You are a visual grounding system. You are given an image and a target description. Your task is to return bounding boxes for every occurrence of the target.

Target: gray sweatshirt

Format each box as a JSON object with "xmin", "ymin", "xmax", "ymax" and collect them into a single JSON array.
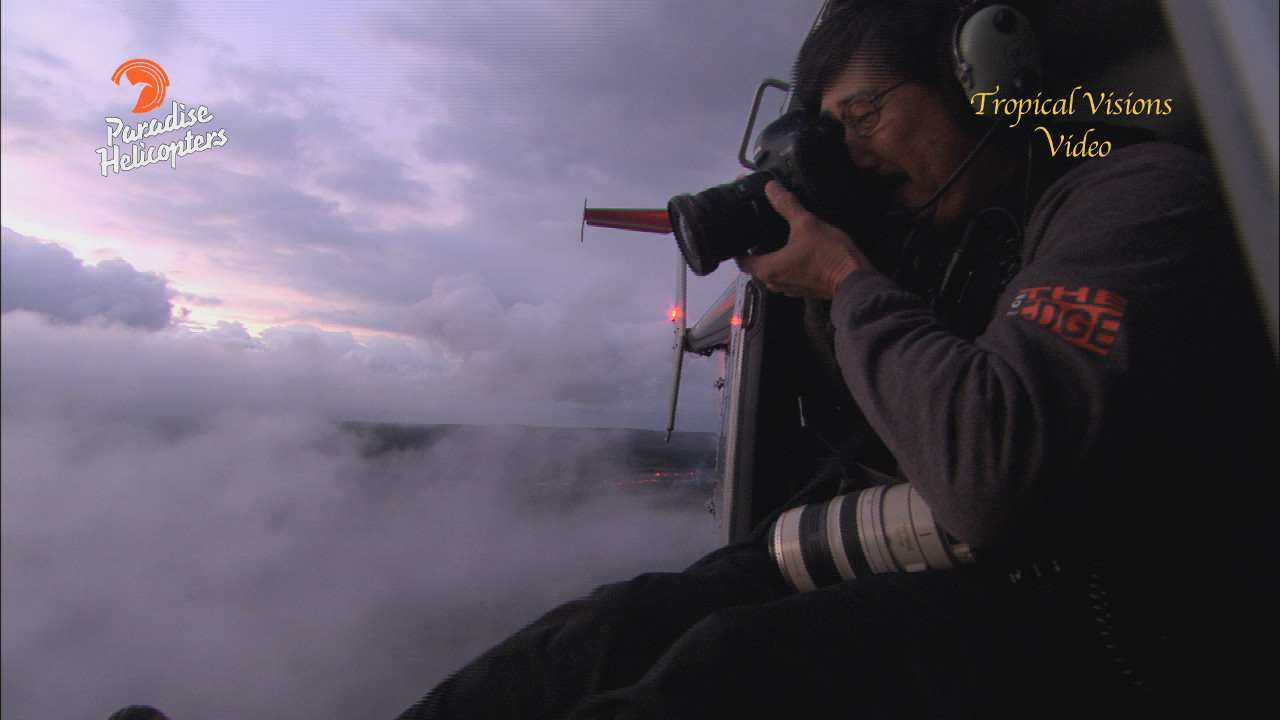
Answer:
[{"xmin": 829, "ymin": 142, "xmax": 1278, "ymax": 594}]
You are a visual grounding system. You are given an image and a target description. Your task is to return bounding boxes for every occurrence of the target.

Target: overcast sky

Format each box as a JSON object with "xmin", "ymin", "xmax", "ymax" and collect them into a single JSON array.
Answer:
[
  {"xmin": 2, "ymin": 1, "xmax": 822, "ymax": 717},
  {"xmin": 2, "ymin": 0, "xmax": 821, "ymax": 432},
  {"xmin": 7, "ymin": 1, "xmax": 1279, "ymax": 718}
]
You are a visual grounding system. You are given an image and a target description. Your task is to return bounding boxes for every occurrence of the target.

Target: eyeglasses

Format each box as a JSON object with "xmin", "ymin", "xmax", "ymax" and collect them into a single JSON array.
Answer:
[{"xmin": 839, "ymin": 80, "xmax": 910, "ymax": 137}]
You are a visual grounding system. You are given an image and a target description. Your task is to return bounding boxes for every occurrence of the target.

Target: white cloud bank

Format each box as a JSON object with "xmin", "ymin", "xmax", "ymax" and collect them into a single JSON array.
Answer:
[
  {"xmin": 1, "ymin": 231, "xmax": 723, "ymax": 430},
  {"xmin": 1, "ymin": 234, "xmax": 722, "ymax": 720},
  {"xmin": 1, "ymin": 311, "xmax": 719, "ymax": 720}
]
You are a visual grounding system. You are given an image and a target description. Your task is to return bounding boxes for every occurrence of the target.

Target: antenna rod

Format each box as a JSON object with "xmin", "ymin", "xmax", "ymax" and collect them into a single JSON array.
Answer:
[{"xmin": 665, "ymin": 249, "xmax": 688, "ymax": 441}]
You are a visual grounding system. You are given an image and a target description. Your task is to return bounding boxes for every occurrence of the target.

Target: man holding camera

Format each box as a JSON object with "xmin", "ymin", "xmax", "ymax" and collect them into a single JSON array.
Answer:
[{"xmin": 396, "ymin": 2, "xmax": 1277, "ymax": 718}]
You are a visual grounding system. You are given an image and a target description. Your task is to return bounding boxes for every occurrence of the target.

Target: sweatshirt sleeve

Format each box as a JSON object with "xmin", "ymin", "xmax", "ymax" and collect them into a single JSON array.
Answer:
[{"xmin": 828, "ymin": 143, "xmax": 1235, "ymax": 548}]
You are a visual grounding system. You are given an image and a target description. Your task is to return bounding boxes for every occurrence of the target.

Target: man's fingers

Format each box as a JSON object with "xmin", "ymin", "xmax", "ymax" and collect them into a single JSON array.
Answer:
[{"xmin": 764, "ymin": 179, "xmax": 807, "ymax": 222}]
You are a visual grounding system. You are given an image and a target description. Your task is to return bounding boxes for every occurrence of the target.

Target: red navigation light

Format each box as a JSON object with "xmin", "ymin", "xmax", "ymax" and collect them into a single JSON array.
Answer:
[
  {"xmin": 730, "ymin": 315, "xmax": 743, "ymax": 327},
  {"xmin": 669, "ymin": 305, "xmax": 683, "ymax": 323}
]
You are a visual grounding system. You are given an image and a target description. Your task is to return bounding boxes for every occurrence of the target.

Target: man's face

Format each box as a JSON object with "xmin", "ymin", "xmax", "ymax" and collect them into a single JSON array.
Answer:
[{"xmin": 820, "ymin": 59, "xmax": 979, "ymax": 225}]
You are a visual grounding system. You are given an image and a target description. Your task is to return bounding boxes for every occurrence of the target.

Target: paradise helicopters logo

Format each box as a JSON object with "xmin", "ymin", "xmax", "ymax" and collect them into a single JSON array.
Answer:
[{"xmin": 97, "ymin": 58, "xmax": 228, "ymax": 176}]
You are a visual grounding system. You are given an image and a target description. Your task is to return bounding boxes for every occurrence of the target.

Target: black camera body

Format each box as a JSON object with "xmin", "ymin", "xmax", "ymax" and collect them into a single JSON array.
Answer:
[{"xmin": 668, "ymin": 110, "xmax": 892, "ymax": 276}]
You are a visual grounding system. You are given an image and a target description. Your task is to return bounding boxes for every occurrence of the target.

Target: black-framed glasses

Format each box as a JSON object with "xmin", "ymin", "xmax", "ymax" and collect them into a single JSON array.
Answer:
[{"xmin": 840, "ymin": 80, "xmax": 910, "ymax": 137}]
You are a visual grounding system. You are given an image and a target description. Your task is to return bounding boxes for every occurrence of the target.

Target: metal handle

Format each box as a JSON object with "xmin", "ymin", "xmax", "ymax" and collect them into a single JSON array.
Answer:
[{"xmin": 738, "ymin": 77, "xmax": 792, "ymax": 170}]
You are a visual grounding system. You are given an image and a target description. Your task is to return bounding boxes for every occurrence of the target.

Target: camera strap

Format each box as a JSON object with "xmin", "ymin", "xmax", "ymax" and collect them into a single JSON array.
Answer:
[{"xmin": 900, "ymin": 133, "xmax": 1037, "ymax": 336}]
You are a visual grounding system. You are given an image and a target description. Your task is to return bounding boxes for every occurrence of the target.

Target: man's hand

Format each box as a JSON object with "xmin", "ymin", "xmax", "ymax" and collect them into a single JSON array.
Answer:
[{"xmin": 735, "ymin": 180, "xmax": 873, "ymax": 299}]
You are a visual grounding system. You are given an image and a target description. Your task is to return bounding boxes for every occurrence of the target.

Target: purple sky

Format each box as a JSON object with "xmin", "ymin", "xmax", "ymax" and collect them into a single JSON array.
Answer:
[
  {"xmin": 2, "ymin": 0, "xmax": 820, "ymax": 430},
  {"xmin": 2, "ymin": 2, "xmax": 820, "ymax": 717},
  {"xmin": 5, "ymin": 2, "xmax": 1276, "ymax": 718}
]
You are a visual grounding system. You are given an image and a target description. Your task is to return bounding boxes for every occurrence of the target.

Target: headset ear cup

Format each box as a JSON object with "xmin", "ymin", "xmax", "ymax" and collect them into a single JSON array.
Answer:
[{"xmin": 953, "ymin": 4, "xmax": 1042, "ymax": 102}]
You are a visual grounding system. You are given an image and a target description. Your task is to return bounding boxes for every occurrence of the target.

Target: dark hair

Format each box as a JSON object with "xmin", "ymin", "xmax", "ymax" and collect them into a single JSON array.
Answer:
[
  {"xmin": 791, "ymin": 0, "xmax": 965, "ymax": 112},
  {"xmin": 107, "ymin": 706, "xmax": 167, "ymax": 720}
]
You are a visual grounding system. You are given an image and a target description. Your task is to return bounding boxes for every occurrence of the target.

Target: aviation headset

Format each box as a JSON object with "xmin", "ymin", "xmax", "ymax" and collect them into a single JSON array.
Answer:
[
  {"xmin": 950, "ymin": 1, "xmax": 1042, "ymax": 101},
  {"xmin": 880, "ymin": 0, "xmax": 1043, "ymax": 217}
]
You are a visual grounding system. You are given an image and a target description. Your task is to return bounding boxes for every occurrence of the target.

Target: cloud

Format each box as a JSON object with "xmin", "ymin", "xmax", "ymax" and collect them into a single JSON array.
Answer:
[
  {"xmin": 0, "ymin": 6, "xmax": 801, "ymax": 715},
  {"xmin": 2, "ymin": 297, "xmax": 720, "ymax": 435},
  {"xmin": 0, "ymin": 231, "xmax": 723, "ymax": 431},
  {"xmin": 312, "ymin": 149, "xmax": 436, "ymax": 211},
  {"xmin": 1, "ymin": 311, "xmax": 718, "ymax": 720},
  {"xmin": 1, "ymin": 227, "xmax": 173, "ymax": 330},
  {"xmin": 387, "ymin": 0, "xmax": 819, "ymax": 197},
  {"xmin": 1, "ymin": 0, "xmax": 797, "ymax": 347},
  {"xmin": 400, "ymin": 272, "xmax": 683, "ymax": 407},
  {"xmin": 1, "ymin": 396, "xmax": 716, "ymax": 720},
  {"xmin": 118, "ymin": 0, "xmax": 192, "ymax": 56}
]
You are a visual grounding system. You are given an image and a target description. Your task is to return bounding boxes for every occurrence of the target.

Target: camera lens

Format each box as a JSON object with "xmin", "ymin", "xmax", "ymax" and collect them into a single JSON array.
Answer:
[
  {"xmin": 667, "ymin": 110, "xmax": 893, "ymax": 277},
  {"xmin": 769, "ymin": 484, "xmax": 975, "ymax": 592},
  {"xmin": 668, "ymin": 170, "xmax": 789, "ymax": 276}
]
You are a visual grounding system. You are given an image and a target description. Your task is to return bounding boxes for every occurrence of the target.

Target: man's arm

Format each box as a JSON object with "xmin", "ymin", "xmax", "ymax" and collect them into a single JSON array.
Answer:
[{"xmin": 742, "ymin": 144, "xmax": 1244, "ymax": 549}]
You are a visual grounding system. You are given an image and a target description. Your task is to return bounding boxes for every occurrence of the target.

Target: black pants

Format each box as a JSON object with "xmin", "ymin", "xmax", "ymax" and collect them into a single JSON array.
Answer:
[{"xmin": 392, "ymin": 542, "xmax": 1097, "ymax": 720}]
